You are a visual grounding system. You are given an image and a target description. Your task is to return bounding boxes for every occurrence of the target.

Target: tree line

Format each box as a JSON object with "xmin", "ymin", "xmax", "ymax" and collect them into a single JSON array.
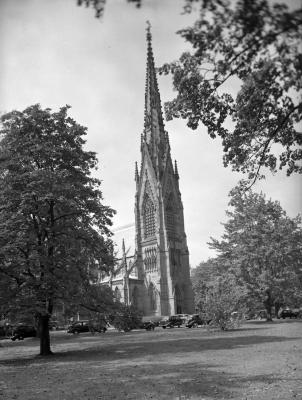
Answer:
[{"xmin": 192, "ymin": 185, "xmax": 302, "ymax": 326}]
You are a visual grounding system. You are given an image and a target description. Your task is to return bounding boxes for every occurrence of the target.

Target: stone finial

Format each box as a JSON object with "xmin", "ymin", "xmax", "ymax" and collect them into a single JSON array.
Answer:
[
  {"xmin": 135, "ymin": 161, "xmax": 139, "ymax": 183},
  {"xmin": 174, "ymin": 160, "xmax": 179, "ymax": 179}
]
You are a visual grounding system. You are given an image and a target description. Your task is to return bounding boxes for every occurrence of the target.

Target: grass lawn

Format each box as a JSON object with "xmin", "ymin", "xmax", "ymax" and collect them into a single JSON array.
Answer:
[{"xmin": 0, "ymin": 320, "xmax": 301, "ymax": 400}]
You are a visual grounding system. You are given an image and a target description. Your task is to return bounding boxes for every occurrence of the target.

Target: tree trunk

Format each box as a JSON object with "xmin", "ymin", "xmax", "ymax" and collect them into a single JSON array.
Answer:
[
  {"xmin": 274, "ymin": 301, "xmax": 281, "ymax": 319},
  {"xmin": 38, "ymin": 314, "xmax": 52, "ymax": 356},
  {"xmin": 263, "ymin": 288, "xmax": 273, "ymax": 322}
]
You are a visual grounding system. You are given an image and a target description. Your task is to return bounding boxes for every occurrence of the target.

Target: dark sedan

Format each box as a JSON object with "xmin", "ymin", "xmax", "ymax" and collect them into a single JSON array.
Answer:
[
  {"xmin": 11, "ymin": 324, "xmax": 37, "ymax": 341},
  {"xmin": 186, "ymin": 314, "xmax": 204, "ymax": 328},
  {"xmin": 279, "ymin": 309, "xmax": 299, "ymax": 319},
  {"xmin": 67, "ymin": 320, "xmax": 90, "ymax": 334},
  {"xmin": 159, "ymin": 316, "xmax": 183, "ymax": 329}
]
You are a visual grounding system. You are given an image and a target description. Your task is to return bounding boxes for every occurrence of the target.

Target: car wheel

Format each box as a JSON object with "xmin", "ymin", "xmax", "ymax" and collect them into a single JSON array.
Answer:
[
  {"xmin": 11, "ymin": 337, "xmax": 16, "ymax": 341},
  {"xmin": 162, "ymin": 326, "xmax": 166, "ymax": 329}
]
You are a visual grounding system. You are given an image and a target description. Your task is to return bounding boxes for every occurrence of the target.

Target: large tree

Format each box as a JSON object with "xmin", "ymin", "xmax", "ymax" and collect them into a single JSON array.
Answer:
[
  {"xmin": 209, "ymin": 185, "xmax": 302, "ymax": 320},
  {"xmin": 192, "ymin": 259, "xmax": 247, "ymax": 329},
  {"xmin": 0, "ymin": 104, "xmax": 115, "ymax": 355},
  {"xmin": 159, "ymin": 0, "xmax": 302, "ymax": 185}
]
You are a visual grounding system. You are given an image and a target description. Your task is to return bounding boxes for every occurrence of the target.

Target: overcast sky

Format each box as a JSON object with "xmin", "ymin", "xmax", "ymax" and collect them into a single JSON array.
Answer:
[{"xmin": 1, "ymin": 0, "xmax": 301, "ymax": 268}]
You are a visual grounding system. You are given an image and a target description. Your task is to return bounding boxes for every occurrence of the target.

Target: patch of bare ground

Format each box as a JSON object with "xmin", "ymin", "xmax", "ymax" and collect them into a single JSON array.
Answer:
[{"xmin": 0, "ymin": 320, "xmax": 301, "ymax": 400}]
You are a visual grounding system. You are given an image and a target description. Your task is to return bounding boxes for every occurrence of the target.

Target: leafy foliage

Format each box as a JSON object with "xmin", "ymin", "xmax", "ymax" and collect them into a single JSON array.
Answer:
[
  {"xmin": 77, "ymin": 0, "xmax": 141, "ymax": 18},
  {"xmin": 159, "ymin": 0, "xmax": 302, "ymax": 184},
  {"xmin": 0, "ymin": 104, "xmax": 115, "ymax": 353},
  {"xmin": 192, "ymin": 260, "xmax": 247, "ymax": 330},
  {"xmin": 109, "ymin": 304, "xmax": 142, "ymax": 332},
  {"xmin": 208, "ymin": 185, "xmax": 302, "ymax": 319}
]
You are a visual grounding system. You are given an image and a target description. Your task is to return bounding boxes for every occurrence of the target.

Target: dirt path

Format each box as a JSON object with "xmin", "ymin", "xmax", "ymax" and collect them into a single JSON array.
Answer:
[{"xmin": 0, "ymin": 320, "xmax": 301, "ymax": 399}]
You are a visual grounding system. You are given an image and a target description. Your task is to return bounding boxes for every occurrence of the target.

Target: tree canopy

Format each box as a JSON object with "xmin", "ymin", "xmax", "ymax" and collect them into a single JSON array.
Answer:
[
  {"xmin": 77, "ymin": 0, "xmax": 301, "ymax": 185},
  {"xmin": 77, "ymin": 0, "xmax": 142, "ymax": 18},
  {"xmin": 208, "ymin": 185, "xmax": 302, "ymax": 319},
  {"xmin": 192, "ymin": 258, "xmax": 248, "ymax": 329},
  {"xmin": 0, "ymin": 104, "xmax": 116, "ymax": 354},
  {"xmin": 159, "ymin": 0, "xmax": 302, "ymax": 185}
]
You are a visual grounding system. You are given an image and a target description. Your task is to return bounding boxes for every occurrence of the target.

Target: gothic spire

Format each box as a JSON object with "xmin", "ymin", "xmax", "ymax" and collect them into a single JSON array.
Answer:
[
  {"xmin": 143, "ymin": 22, "xmax": 166, "ymax": 174},
  {"xmin": 122, "ymin": 238, "xmax": 127, "ymax": 271}
]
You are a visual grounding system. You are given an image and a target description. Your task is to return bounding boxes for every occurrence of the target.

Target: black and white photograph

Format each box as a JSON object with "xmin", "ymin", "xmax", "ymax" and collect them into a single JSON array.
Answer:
[{"xmin": 0, "ymin": 0, "xmax": 301, "ymax": 399}]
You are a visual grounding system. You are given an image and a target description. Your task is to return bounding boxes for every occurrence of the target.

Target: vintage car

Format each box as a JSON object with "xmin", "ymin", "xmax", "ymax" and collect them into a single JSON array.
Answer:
[
  {"xmin": 279, "ymin": 309, "xmax": 300, "ymax": 319},
  {"xmin": 186, "ymin": 314, "xmax": 204, "ymax": 328},
  {"xmin": 67, "ymin": 320, "xmax": 107, "ymax": 334},
  {"xmin": 11, "ymin": 324, "xmax": 37, "ymax": 341},
  {"xmin": 159, "ymin": 315, "xmax": 183, "ymax": 329},
  {"xmin": 67, "ymin": 320, "xmax": 90, "ymax": 334},
  {"xmin": 140, "ymin": 321, "xmax": 156, "ymax": 331}
]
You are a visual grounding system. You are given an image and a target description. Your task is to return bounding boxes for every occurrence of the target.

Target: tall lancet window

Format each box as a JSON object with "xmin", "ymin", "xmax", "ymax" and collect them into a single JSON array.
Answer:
[
  {"xmin": 143, "ymin": 193, "xmax": 155, "ymax": 238},
  {"xmin": 166, "ymin": 193, "xmax": 175, "ymax": 236}
]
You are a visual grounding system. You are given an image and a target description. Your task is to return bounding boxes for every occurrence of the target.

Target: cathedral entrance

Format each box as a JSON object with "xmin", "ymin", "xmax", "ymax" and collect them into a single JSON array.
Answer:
[
  {"xmin": 174, "ymin": 285, "xmax": 183, "ymax": 314},
  {"xmin": 131, "ymin": 286, "xmax": 139, "ymax": 309},
  {"xmin": 148, "ymin": 282, "xmax": 157, "ymax": 313}
]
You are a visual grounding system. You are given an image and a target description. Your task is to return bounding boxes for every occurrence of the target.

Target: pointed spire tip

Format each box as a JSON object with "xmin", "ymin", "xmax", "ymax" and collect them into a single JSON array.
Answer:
[
  {"xmin": 135, "ymin": 161, "xmax": 139, "ymax": 182},
  {"xmin": 146, "ymin": 20, "xmax": 152, "ymax": 43},
  {"xmin": 174, "ymin": 160, "xmax": 179, "ymax": 179}
]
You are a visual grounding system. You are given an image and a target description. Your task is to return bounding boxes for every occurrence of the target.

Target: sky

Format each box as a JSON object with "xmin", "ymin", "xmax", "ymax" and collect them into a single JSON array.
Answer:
[{"xmin": 0, "ymin": 0, "xmax": 301, "ymax": 268}]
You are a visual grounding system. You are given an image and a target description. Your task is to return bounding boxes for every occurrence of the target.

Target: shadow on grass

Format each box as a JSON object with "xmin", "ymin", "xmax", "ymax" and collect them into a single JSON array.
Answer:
[
  {"xmin": 91, "ymin": 362, "xmax": 285, "ymax": 400},
  {"xmin": 1, "ymin": 332, "xmax": 299, "ymax": 367},
  {"xmin": 1, "ymin": 324, "xmax": 301, "ymax": 400}
]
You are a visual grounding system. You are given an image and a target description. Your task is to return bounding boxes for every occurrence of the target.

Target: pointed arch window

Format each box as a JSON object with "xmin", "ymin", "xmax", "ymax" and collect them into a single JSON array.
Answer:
[{"xmin": 143, "ymin": 194, "xmax": 155, "ymax": 238}]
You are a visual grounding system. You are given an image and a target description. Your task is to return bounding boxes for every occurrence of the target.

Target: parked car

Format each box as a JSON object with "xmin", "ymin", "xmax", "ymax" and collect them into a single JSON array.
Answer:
[
  {"xmin": 67, "ymin": 320, "xmax": 107, "ymax": 334},
  {"xmin": 67, "ymin": 320, "xmax": 90, "ymax": 334},
  {"xmin": 159, "ymin": 315, "xmax": 183, "ymax": 329},
  {"xmin": 140, "ymin": 321, "xmax": 156, "ymax": 331},
  {"xmin": 175, "ymin": 314, "xmax": 191, "ymax": 324},
  {"xmin": 279, "ymin": 309, "xmax": 299, "ymax": 319},
  {"xmin": 186, "ymin": 314, "xmax": 204, "ymax": 328},
  {"xmin": 11, "ymin": 324, "xmax": 37, "ymax": 341}
]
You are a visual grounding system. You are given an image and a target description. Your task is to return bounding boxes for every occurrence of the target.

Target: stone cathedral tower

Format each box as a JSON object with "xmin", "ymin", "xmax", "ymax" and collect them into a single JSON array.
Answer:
[{"xmin": 133, "ymin": 27, "xmax": 194, "ymax": 316}]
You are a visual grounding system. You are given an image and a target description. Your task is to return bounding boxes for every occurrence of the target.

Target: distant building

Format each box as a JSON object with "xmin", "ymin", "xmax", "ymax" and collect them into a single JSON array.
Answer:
[{"xmin": 107, "ymin": 27, "xmax": 194, "ymax": 317}]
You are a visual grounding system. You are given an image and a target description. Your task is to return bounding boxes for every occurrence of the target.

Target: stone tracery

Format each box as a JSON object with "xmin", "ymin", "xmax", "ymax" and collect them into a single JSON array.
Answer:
[{"xmin": 143, "ymin": 192, "xmax": 155, "ymax": 238}]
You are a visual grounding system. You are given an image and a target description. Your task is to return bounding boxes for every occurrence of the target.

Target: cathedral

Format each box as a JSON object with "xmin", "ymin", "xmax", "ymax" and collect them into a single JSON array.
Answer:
[{"xmin": 106, "ymin": 27, "xmax": 194, "ymax": 317}]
